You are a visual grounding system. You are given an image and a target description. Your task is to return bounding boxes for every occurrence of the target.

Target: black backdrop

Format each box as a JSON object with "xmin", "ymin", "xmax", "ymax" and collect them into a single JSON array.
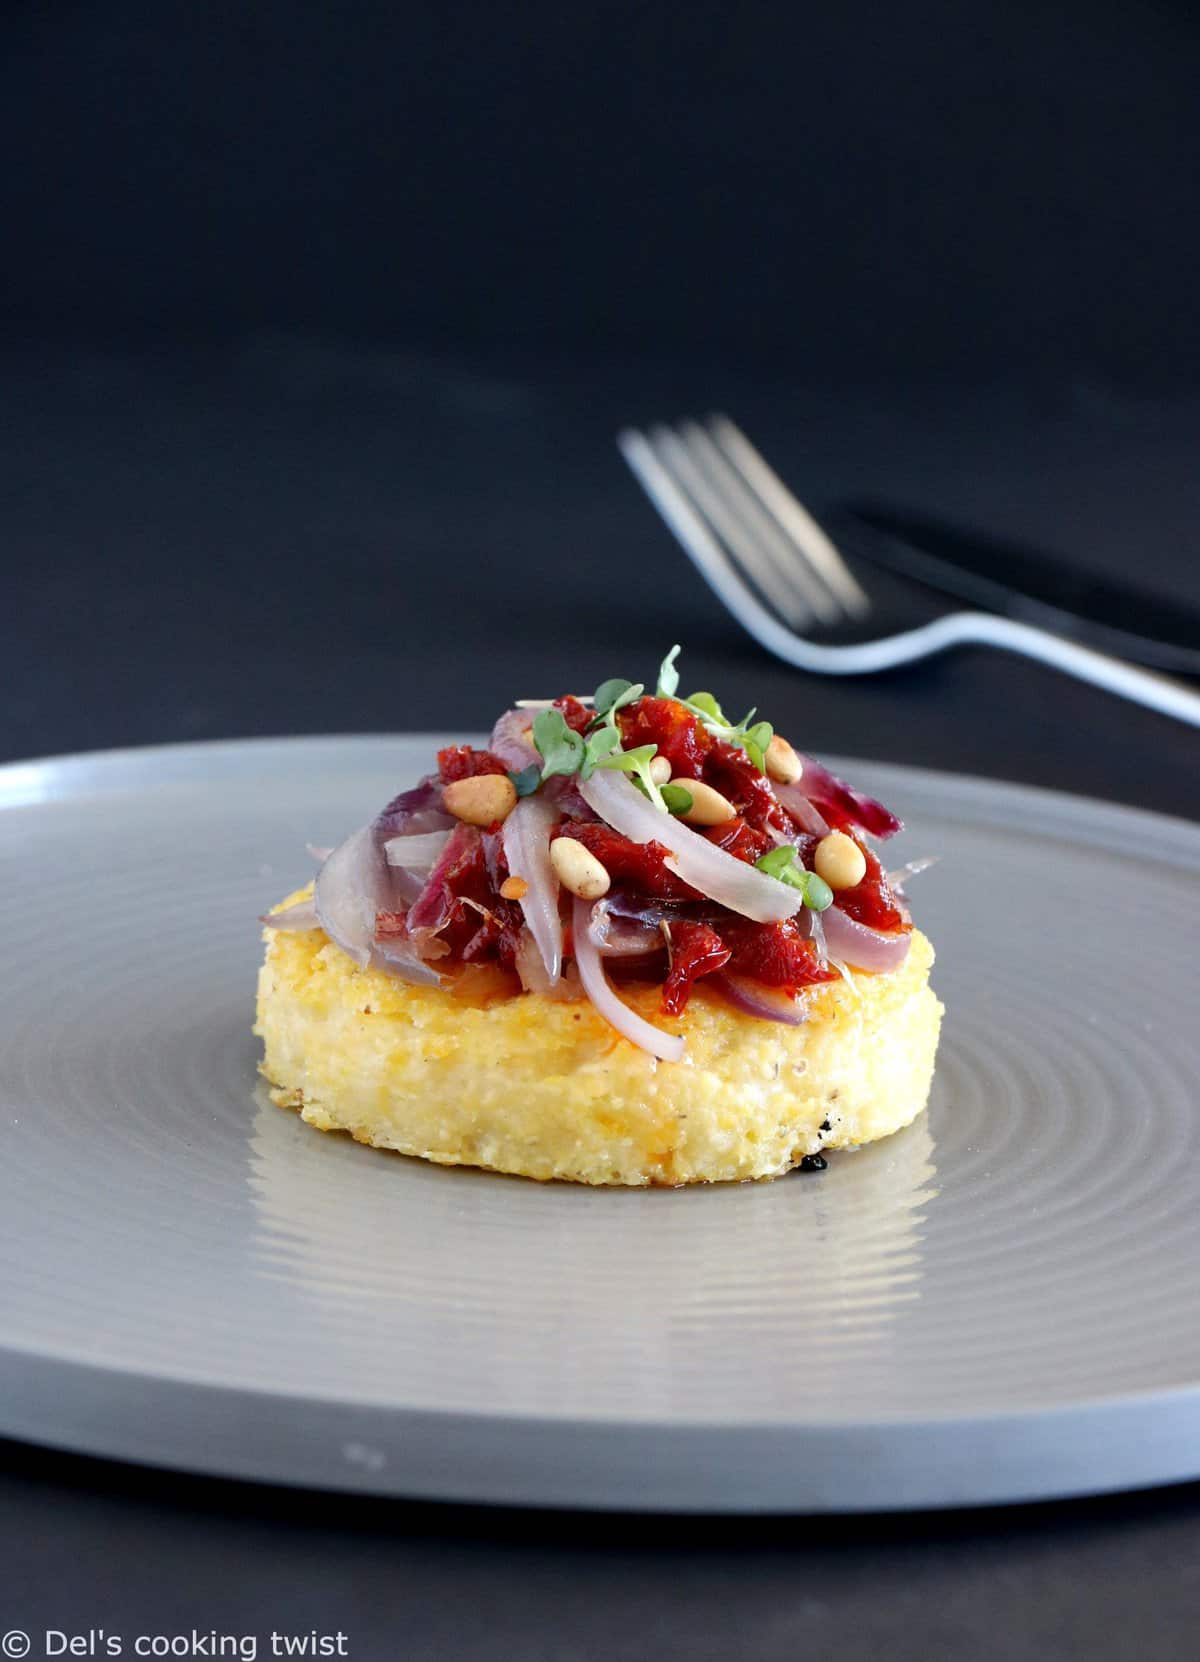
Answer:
[{"xmin": 4, "ymin": 0, "xmax": 1198, "ymax": 383}]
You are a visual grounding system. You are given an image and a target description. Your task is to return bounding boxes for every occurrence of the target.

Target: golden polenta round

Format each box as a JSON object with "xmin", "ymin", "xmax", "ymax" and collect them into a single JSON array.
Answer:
[{"xmin": 254, "ymin": 888, "xmax": 943, "ymax": 1186}]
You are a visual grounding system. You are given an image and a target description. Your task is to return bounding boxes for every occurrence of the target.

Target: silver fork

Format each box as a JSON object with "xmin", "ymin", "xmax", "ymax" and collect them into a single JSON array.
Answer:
[{"xmin": 618, "ymin": 415, "xmax": 1200, "ymax": 729}]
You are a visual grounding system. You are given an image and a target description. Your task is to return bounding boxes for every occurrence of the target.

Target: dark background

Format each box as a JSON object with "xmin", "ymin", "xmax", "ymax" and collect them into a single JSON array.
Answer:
[
  {"xmin": 4, "ymin": 4, "xmax": 1200, "ymax": 1659},
  {"xmin": 4, "ymin": 0, "xmax": 1199, "ymax": 381}
]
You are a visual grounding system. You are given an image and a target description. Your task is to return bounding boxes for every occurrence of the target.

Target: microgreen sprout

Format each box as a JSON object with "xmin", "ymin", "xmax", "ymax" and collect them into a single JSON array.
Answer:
[
  {"xmin": 508, "ymin": 763, "xmax": 541, "ymax": 797},
  {"xmin": 531, "ymin": 708, "xmax": 585, "ymax": 779},
  {"xmin": 754, "ymin": 845, "xmax": 834, "ymax": 910},
  {"xmin": 590, "ymin": 678, "xmax": 644, "ymax": 726},
  {"xmin": 660, "ymin": 783, "xmax": 695, "ymax": 816},
  {"xmin": 530, "ymin": 705, "xmax": 673, "ymax": 810},
  {"xmin": 593, "ymin": 742, "xmax": 671, "ymax": 811},
  {"xmin": 656, "ymin": 645, "xmax": 775, "ymax": 774}
]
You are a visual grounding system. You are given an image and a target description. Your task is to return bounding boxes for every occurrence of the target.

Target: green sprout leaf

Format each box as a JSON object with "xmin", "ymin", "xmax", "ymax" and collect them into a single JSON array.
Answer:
[
  {"xmin": 741, "ymin": 719, "xmax": 774, "ymax": 774},
  {"xmin": 660, "ymin": 783, "xmax": 694, "ymax": 816},
  {"xmin": 596, "ymin": 742, "xmax": 669, "ymax": 811},
  {"xmin": 591, "ymin": 678, "xmax": 643, "ymax": 725},
  {"xmin": 532, "ymin": 708, "xmax": 585, "ymax": 779},
  {"xmin": 508, "ymin": 763, "xmax": 541, "ymax": 797},
  {"xmin": 685, "ymin": 690, "xmax": 724, "ymax": 722},
  {"xmin": 804, "ymin": 872, "xmax": 834, "ymax": 912},
  {"xmin": 755, "ymin": 845, "xmax": 799, "ymax": 882},
  {"xmin": 754, "ymin": 846, "xmax": 833, "ymax": 910},
  {"xmin": 579, "ymin": 722, "xmax": 623, "ymax": 780},
  {"xmin": 657, "ymin": 644, "xmax": 682, "ymax": 698},
  {"xmin": 655, "ymin": 649, "xmax": 773, "ymax": 776}
]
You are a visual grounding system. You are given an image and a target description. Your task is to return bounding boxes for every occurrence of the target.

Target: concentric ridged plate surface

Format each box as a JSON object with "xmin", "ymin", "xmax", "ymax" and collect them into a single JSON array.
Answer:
[{"xmin": 1, "ymin": 736, "xmax": 1198, "ymax": 1511}]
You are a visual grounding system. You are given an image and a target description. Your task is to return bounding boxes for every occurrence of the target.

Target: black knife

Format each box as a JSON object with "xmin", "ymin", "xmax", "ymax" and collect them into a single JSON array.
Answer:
[{"xmin": 833, "ymin": 503, "xmax": 1200, "ymax": 675}]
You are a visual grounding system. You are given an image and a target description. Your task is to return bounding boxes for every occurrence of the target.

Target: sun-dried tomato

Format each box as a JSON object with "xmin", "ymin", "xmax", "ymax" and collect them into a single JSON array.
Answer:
[
  {"xmin": 618, "ymin": 696, "xmax": 710, "ymax": 778},
  {"xmin": 553, "ymin": 695, "xmax": 593, "ymax": 735},
  {"xmin": 722, "ymin": 917, "xmax": 839, "ymax": 989},
  {"xmin": 829, "ymin": 836, "xmax": 908, "ymax": 933},
  {"xmin": 701, "ymin": 814, "xmax": 773, "ymax": 864},
  {"xmin": 437, "ymin": 745, "xmax": 510, "ymax": 783},
  {"xmin": 703, "ymin": 737, "xmax": 788, "ymax": 833},
  {"xmin": 565, "ymin": 821, "xmax": 698, "ymax": 899},
  {"xmin": 661, "ymin": 920, "xmax": 731, "ymax": 1015}
]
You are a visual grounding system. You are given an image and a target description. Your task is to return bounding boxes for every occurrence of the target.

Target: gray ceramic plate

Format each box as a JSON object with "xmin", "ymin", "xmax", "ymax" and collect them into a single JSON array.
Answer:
[{"xmin": 1, "ymin": 735, "xmax": 1198, "ymax": 1512}]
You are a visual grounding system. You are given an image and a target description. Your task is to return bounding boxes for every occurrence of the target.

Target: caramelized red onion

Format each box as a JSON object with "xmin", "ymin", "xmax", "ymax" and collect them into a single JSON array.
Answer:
[
  {"xmin": 314, "ymin": 823, "xmax": 444, "ymax": 986},
  {"xmin": 501, "ymin": 794, "xmax": 563, "ymax": 983},
  {"xmin": 821, "ymin": 905, "xmax": 911, "ymax": 973},
  {"xmin": 384, "ymin": 830, "xmax": 451, "ymax": 871},
  {"xmin": 771, "ymin": 781, "xmax": 830, "ymax": 837},
  {"xmin": 794, "ymin": 754, "xmax": 903, "ymax": 839},
  {"xmin": 572, "ymin": 898, "xmax": 684, "ymax": 1062},
  {"xmin": 259, "ymin": 897, "xmax": 320, "ymax": 931},
  {"xmin": 587, "ymin": 900, "xmax": 664, "ymax": 957},
  {"xmin": 375, "ymin": 777, "xmax": 454, "ymax": 838},
  {"xmin": 579, "ymin": 771, "xmax": 801, "ymax": 925},
  {"xmin": 405, "ymin": 823, "xmax": 478, "ymax": 955},
  {"xmin": 711, "ymin": 972, "xmax": 809, "ymax": 1025},
  {"xmin": 489, "ymin": 709, "xmax": 540, "ymax": 773}
]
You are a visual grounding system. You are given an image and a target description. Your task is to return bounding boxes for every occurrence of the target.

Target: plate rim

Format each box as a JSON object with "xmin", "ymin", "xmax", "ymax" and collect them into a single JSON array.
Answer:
[{"xmin": 3, "ymin": 732, "xmax": 1199, "ymax": 1511}]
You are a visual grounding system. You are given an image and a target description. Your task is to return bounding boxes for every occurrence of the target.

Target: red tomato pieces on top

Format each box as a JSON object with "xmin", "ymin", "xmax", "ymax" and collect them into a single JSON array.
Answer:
[
  {"xmin": 437, "ymin": 745, "xmax": 510, "ymax": 782},
  {"xmin": 721, "ymin": 917, "xmax": 840, "ymax": 990},
  {"xmin": 661, "ymin": 920, "xmax": 731, "ymax": 1015},
  {"xmin": 830, "ymin": 835, "xmax": 909, "ymax": 933},
  {"xmin": 565, "ymin": 821, "xmax": 698, "ymax": 899}
]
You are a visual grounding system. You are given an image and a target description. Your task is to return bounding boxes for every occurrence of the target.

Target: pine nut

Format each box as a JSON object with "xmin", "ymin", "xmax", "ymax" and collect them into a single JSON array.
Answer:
[
  {"xmin": 549, "ymin": 836, "xmax": 611, "ymax": 899},
  {"xmin": 679, "ymin": 780, "xmax": 737, "ymax": 826},
  {"xmin": 813, "ymin": 830, "xmax": 867, "ymax": 890},
  {"xmin": 765, "ymin": 734, "xmax": 803, "ymax": 785},
  {"xmin": 500, "ymin": 875, "xmax": 528, "ymax": 900},
  {"xmin": 648, "ymin": 755, "xmax": 672, "ymax": 786},
  {"xmin": 442, "ymin": 773, "xmax": 518, "ymax": 826}
]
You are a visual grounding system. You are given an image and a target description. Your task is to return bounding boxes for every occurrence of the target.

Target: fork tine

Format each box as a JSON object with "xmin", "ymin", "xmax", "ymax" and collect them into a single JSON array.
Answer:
[
  {"xmin": 676, "ymin": 420, "xmax": 842, "ymax": 625},
  {"xmin": 650, "ymin": 425, "xmax": 816, "ymax": 630},
  {"xmin": 616, "ymin": 427, "xmax": 777, "ymax": 630},
  {"xmin": 707, "ymin": 415, "xmax": 872, "ymax": 617}
]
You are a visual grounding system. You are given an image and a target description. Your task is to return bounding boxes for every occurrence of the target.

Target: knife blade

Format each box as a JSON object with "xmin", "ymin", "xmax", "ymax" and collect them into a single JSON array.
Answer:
[{"xmin": 834, "ymin": 503, "xmax": 1200, "ymax": 675}]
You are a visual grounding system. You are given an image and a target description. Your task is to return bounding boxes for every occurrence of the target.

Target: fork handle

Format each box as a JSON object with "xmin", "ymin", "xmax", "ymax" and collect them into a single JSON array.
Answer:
[
  {"xmin": 730, "ymin": 589, "xmax": 1200, "ymax": 728},
  {"xmin": 906, "ymin": 612, "xmax": 1200, "ymax": 728}
]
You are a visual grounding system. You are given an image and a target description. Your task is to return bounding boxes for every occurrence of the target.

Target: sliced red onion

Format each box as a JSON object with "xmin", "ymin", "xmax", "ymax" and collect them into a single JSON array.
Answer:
[
  {"xmin": 305, "ymin": 843, "xmax": 333, "ymax": 864},
  {"xmin": 794, "ymin": 754, "xmax": 903, "ymax": 839},
  {"xmin": 587, "ymin": 900, "xmax": 664, "ymax": 957},
  {"xmin": 579, "ymin": 771, "xmax": 801, "ymax": 925},
  {"xmin": 406, "ymin": 822, "xmax": 479, "ymax": 951},
  {"xmin": 314, "ymin": 822, "xmax": 444, "ymax": 985},
  {"xmin": 820, "ymin": 905, "xmax": 911, "ymax": 973},
  {"xmin": 375, "ymin": 777, "xmax": 455, "ymax": 838},
  {"xmin": 259, "ymin": 897, "xmax": 320, "ymax": 931},
  {"xmin": 502, "ymin": 794, "xmax": 563, "ymax": 983},
  {"xmin": 514, "ymin": 927, "xmax": 582, "ymax": 999},
  {"xmin": 384, "ymin": 830, "xmax": 451, "ymax": 870},
  {"xmin": 710, "ymin": 972, "xmax": 809, "ymax": 1026},
  {"xmin": 543, "ymin": 774, "xmax": 591, "ymax": 820},
  {"xmin": 771, "ymin": 780, "xmax": 830, "ymax": 837},
  {"xmin": 572, "ymin": 897, "xmax": 684, "ymax": 1063},
  {"xmin": 489, "ymin": 708, "xmax": 540, "ymax": 773}
]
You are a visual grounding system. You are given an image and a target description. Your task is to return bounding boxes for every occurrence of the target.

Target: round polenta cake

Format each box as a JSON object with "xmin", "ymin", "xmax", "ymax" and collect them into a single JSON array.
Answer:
[
  {"xmin": 255, "ymin": 650, "xmax": 943, "ymax": 1186},
  {"xmin": 256, "ymin": 888, "xmax": 942, "ymax": 1187}
]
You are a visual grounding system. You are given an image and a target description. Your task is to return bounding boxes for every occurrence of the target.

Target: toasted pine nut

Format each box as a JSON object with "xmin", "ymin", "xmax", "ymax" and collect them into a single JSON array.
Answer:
[
  {"xmin": 442, "ymin": 773, "xmax": 518, "ymax": 826},
  {"xmin": 549, "ymin": 836, "xmax": 611, "ymax": 899},
  {"xmin": 679, "ymin": 780, "xmax": 737, "ymax": 826},
  {"xmin": 647, "ymin": 755, "xmax": 672, "ymax": 786},
  {"xmin": 813, "ymin": 830, "xmax": 867, "ymax": 890},
  {"xmin": 765, "ymin": 734, "xmax": 803, "ymax": 785},
  {"xmin": 500, "ymin": 875, "xmax": 529, "ymax": 900}
]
